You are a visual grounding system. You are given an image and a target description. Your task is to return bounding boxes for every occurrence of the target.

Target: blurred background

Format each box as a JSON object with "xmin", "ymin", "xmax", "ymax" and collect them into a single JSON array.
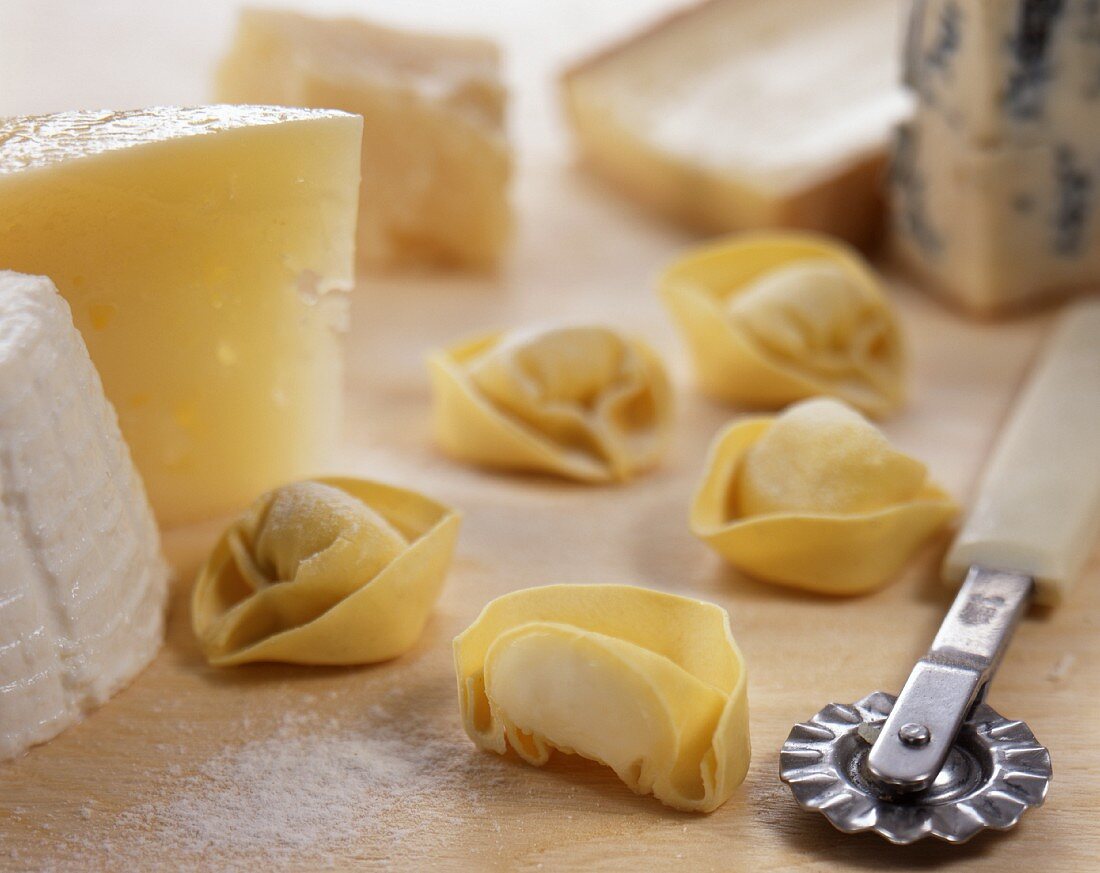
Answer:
[{"xmin": 0, "ymin": 0, "xmax": 677, "ymax": 155}]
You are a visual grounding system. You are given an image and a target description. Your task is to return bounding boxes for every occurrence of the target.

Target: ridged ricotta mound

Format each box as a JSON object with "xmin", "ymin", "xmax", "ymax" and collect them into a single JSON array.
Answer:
[{"xmin": 0, "ymin": 271, "xmax": 169, "ymax": 761}]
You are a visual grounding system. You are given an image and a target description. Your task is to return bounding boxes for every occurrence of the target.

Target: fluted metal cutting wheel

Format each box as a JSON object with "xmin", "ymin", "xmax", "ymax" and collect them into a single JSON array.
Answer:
[{"xmin": 780, "ymin": 692, "xmax": 1053, "ymax": 844}]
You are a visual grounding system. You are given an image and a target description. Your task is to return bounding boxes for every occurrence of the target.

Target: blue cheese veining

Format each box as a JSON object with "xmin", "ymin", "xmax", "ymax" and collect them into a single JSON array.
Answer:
[
  {"xmin": 891, "ymin": 0, "xmax": 1100, "ymax": 313},
  {"xmin": 905, "ymin": 0, "xmax": 1100, "ymax": 146}
]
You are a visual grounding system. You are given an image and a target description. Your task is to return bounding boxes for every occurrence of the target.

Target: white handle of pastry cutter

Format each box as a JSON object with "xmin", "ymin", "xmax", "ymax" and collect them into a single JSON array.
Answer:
[
  {"xmin": 867, "ymin": 300, "xmax": 1100, "ymax": 792},
  {"xmin": 943, "ymin": 301, "xmax": 1100, "ymax": 604}
]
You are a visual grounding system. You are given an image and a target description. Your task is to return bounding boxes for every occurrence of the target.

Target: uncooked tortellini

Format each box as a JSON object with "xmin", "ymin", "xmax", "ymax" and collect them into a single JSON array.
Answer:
[
  {"xmin": 454, "ymin": 584, "xmax": 750, "ymax": 813},
  {"xmin": 192, "ymin": 478, "xmax": 460, "ymax": 666},
  {"xmin": 660, "ymin": 232, "xmax": 905, "ymax": 417},
  {"xmin": 690, "ymin": 399, "xmax": 956, "ymax": 595},
  {"xmin": 428, "ymin": 325, "xmax": 673, "ymax": 481}
]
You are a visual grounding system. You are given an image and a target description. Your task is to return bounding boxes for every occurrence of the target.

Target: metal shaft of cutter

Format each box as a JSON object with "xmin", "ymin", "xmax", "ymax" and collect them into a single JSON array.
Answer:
[{"xmin": 866, "ymin": 566, "xmax": 1033, "ymax": 792}]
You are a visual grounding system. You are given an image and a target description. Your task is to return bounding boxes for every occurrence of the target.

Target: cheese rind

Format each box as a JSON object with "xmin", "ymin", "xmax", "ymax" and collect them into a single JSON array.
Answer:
[
  {"xmin": 0, "ymin": 272, "xmax": 168, "ymax": 761},
  {"xmin": 217, "ymin": 8, "xmax": 511, "ymax": 270},
  {"xmin": 562, "ymin": 0, "xmax": 908, "ymax": 248},
  {"xmin": 0, "ymin": 106, "xmax": 363, "ymax": 524}
]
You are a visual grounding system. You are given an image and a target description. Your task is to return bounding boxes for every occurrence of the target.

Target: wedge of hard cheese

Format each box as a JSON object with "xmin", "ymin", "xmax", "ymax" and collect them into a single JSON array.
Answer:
[
  {"xmin": 217, "ymin": 8, "xmax": 511, "ymax": 270},
  {"xmin": 562, "ymin": 0, "xmax": 909, "ymax": 248},
  {"xmin": 0, "ymin": 272, "xmax": 168, "ymax": 761},
  {"xmin": 0, "ymin": 106, "xmax": 362, "ymax": 525}
]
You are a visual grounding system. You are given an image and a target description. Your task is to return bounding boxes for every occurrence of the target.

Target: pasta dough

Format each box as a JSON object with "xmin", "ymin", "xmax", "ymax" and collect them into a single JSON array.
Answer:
[
  {"xmin": 192, "ymin": 478, "xmax": 460, "ymax": 666},
  {"xmin": 454, "ymin": 584, "xmax": 750, "ymax": 813},
  {"xmin": 691, "ymin": 399, "xmax": 956, "ymax": 595},
  {"xmin": 428, "ymin": 325, "xmax": 673, "ymax": 482},
  {"xmin": 660, "ymin": 232, "xmax": 905, "ymax": 417}
]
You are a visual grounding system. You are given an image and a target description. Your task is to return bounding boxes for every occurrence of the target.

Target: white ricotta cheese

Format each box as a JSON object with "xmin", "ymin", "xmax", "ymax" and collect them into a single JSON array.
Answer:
[{"xmin": 0, "ymin": 271, "xmax": 168, "ymax": 761}]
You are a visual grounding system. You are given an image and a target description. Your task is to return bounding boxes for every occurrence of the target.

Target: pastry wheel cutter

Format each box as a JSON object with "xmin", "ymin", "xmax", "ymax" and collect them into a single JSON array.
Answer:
[{"xmin": 780, "ymin": 300, "xmax": 1100, "ymax": 844}]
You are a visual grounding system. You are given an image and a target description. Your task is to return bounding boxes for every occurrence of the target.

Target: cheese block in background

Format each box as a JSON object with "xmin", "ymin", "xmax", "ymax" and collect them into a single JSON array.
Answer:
[
  {"xmin": 217, "ymin": 9, "xmax": 511, "ymax": 271},
  {"xmin": 0, "ymin": 272, "xmax": 168, "ymax": 761},
  {"xmin": 891, "ymin": 0, "xmax": 1100, "ymax": 315},
  {"xmin": 561, "ymin": 0, "xmax": 909, "ymax": 249},
  {"xmin": 905, "ymin": 0, "xmax": 1100, "ymax": 147},
  {"xmin": 0, "ymin": 107, "xmax": 363, "ymax": 525}
]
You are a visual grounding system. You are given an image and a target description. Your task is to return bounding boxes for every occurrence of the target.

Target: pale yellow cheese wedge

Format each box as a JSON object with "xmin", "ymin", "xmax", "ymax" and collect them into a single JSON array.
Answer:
[
  {"xmin": 428, "ymin": 325, "xmax": 673, "ymax": 482},
  {"xmin": 217, "ymin": 8, "xmax": 511, "ymax": 270},
  {"xmin": 0, "ymin": 106, "xmax": 362, "ymax": 525},
  {"xmin": 454, "ymin": 585, "xmax": 750, "ymax": 812},
  {"xmin": 691, "ymin": 399, "xmax": 957, "ymax": 595},
  {"xmin": 661, "ymin": 233, "xmax": 905, "ymax": 417},
  {"xmin": 562, "ymin": 0, "xmax": 907, "ymax": 247},
  {"xmin": 192, "ymin": 478, "xmax": 460, "ymax": 666}
]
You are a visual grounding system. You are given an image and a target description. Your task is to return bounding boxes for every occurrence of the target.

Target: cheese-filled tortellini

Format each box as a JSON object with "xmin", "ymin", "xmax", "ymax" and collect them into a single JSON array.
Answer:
[
  {"xmin": 660, "ymin": 232, "xmax": 905, "ymax": 417},
  {"xmin": 192, "ymin": 477, "xmax": 460, "ymax": 666},
  {"xmin": 428, "ymin": 325, "xmax": 673, "ymax": 482},
  {"xmin": 691, "ymin": 399, "xmax": 956, "ymax": 595},
  {"xmin": 454, "ymin": 584, "xmax": 750, "ymax": 813}
]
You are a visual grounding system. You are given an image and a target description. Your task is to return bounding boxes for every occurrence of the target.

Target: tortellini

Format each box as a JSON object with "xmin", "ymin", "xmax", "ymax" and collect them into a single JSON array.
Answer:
[
  {"xmin": 690, "ymin": 399, "xmax": 957, "ymax": 595},
  {"xmin": 192, "ymin": 478, "xmax": 460, "ymax": 666},
  {"xmin": 660, "ymin": 232, "xmax": 906, "ymax": 417},
  {"xmin": 454, "ymin": 584, "xmax": 750, "ymax": 813},
  {"xmin": 428, "ymin": 324, "xmax": 673, "ymax": 482}
]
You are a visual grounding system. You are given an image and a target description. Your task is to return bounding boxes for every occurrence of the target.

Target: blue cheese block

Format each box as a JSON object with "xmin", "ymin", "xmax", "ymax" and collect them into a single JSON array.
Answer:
[
  {"xmin": 906, "ymin": 0, "xmax": 1100, "ymax": 146},
  {"xmin": 889, "ymin": 110, "xmax": 1100, "ymax": 313}
]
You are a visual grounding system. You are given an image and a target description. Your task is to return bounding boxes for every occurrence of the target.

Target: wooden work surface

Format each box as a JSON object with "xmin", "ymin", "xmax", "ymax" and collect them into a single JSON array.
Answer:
[{"xmin": 1, "ymin": 2, "xmax": 1098, "ymax": 870}]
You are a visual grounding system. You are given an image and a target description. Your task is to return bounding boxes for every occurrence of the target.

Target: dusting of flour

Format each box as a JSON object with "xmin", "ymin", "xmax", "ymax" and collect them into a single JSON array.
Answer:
[{"xmin": 50, "ymin": 697, "xmax": 511, "ymax": 871}]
